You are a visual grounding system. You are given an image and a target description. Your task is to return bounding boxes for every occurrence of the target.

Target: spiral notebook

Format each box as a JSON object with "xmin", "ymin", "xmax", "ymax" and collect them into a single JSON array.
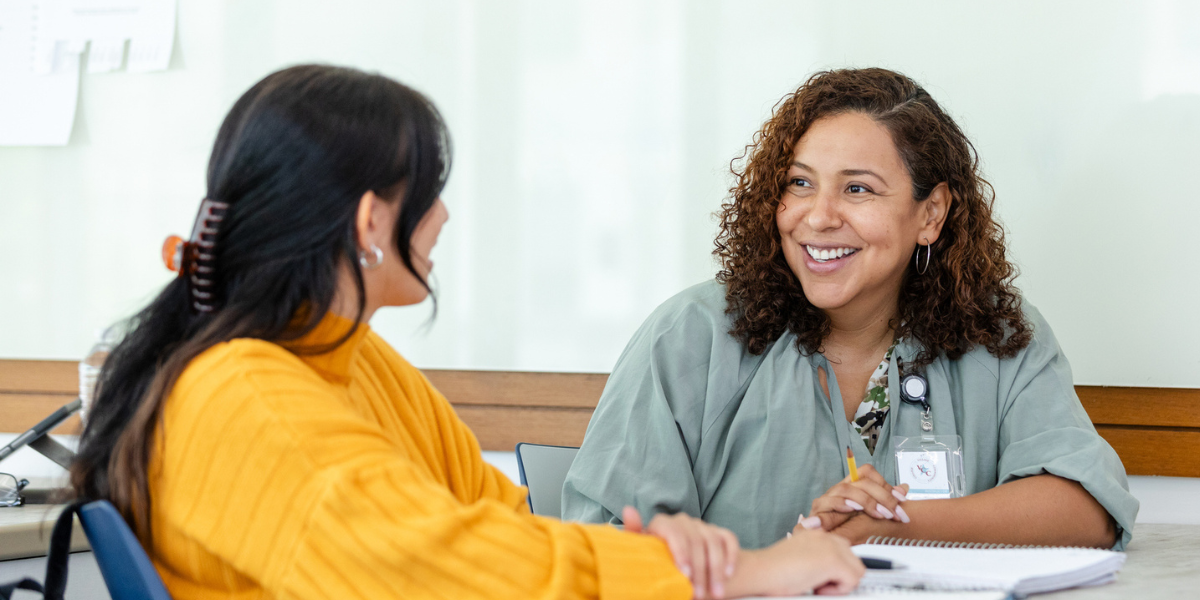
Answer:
[
  {"xmin": 749, "ymin": 590, "xmax": 1009, "ymax": 599},
  {"xmin": 850, "ymin": 592, "xmax": 1008, "ymax": 599},
  {"xmin": 852, "ymin": 537, "xmax": 1126, "ymax": 596}
]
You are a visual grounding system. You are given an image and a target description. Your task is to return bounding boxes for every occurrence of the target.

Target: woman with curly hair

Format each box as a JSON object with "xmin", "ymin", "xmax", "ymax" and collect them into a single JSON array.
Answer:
[{"xmin": 562, "ymin": 68, "xmax": 1137, "ymax": 551}]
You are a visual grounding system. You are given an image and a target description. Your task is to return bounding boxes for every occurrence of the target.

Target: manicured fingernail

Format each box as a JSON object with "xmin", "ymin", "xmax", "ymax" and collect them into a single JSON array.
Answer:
[
  {"xmin": 892, "ymin": 489, "xmax": 908, "ymax": 502},
  {"xmin": 797, "ymin": 513, "xmax": 805, "ymax": 524},
  {"xmin": 714, "ymin": 583, "xmax": 725, "ymax": 598},
  {"xmin": 727, "ymin": 563, "xmax": 735, "ymax": 576},
  {"xmin": 801, "ymin": 516, "xmax": 823, "ymax": 529},
  {"xmin": 681, "ymin": 564, "xmax": 691, "ymax": 577},
  {"xmin": 895, "ymin": 505, "xmax": 910, "ymax": 523},
  {"xmin": 876, "ymin": 505, "xmax": 894, "ymax": 519},
  {"xmin": 845, "ymin": 499, "xmax": 864, "ymax": 511},
  {"xmin": 786, "ymin": 531, "xmax": 793, "ymax": 538}
]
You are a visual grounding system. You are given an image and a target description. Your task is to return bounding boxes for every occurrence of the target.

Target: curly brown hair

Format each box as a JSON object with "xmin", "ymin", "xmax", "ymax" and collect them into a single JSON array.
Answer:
[{"xmin": 714, "ymin": 67, "xmax": 1030, "ymax": 367}]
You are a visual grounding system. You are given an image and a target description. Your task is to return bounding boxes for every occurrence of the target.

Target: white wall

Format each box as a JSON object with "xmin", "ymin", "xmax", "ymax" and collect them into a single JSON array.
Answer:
[{"xmin": 1, "ymin": 0, "xmax": 1198, "ymax": 387}]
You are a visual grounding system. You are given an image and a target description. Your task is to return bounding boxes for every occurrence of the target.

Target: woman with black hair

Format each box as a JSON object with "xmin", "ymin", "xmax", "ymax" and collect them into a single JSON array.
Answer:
[{"xmin": 69, "ymin": 65, "xmax": 863, "ymax": 600}]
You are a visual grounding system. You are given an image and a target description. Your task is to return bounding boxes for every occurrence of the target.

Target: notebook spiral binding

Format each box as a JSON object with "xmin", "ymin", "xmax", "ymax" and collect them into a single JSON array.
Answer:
[{"xmin": 865, "ymin": 535, "xmax": 1098, "ymax": 550}]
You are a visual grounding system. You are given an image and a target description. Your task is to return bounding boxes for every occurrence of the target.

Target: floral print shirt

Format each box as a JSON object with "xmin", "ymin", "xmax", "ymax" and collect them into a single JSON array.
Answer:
[{"xmin": 852, "ymin": 341, "xmax": 897, "ymax": 454}]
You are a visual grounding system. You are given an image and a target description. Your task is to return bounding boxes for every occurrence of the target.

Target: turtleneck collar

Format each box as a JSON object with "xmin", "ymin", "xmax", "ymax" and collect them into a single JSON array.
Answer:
[{"xmin": 283, "ymin": 311, "xmax": 371, "ymax": 386}]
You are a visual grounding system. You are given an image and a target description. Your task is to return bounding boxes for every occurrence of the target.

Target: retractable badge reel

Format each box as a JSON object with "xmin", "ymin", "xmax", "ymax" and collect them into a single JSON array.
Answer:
[{"xmin": 893, "ymin": 373, "xmax": 966, "ymax": 500}]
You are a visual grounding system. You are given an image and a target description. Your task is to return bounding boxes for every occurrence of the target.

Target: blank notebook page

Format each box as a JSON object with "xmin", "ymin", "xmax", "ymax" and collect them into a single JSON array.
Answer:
[{"xmin": 853, "ymin": 543, "xmax": 1126, "ymax": 595}]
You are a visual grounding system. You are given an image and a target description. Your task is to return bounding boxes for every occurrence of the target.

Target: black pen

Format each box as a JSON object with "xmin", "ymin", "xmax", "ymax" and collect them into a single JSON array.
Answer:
[{"xmin": 861, "ymin": 557, "xmax": 906, "ymax": 570}]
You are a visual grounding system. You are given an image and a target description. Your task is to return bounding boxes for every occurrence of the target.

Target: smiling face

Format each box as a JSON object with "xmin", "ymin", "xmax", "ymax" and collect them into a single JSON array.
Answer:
[{"xmin": 777, "ymin": 111, "xmax": 948, "ymax": 320}]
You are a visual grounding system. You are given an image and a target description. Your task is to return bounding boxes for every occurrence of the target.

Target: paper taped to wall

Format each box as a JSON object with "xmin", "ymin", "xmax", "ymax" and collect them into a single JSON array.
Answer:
[
  {"xmin": 0, "ymin": 1, "xmax": 81, "ymax": 146},
  {"xmin": 35, "ymin": 0, "xmax": 177, "ymax": 73},
  {"xmin": 0, "ymin": 0, "xmax": 175, "ymax": 146}
]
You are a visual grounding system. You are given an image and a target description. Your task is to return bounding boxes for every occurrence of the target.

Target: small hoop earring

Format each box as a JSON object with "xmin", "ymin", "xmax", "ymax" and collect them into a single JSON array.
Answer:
[
  {"xmin": 359, "ymin": 244, "xmax": 384, "ymax": 270},
  {"xmin": 915, "ymin": 238, "xmax": 932, "ymax": 275}
]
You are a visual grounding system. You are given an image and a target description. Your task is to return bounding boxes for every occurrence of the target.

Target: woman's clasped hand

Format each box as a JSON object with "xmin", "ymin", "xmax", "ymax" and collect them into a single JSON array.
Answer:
[{"xmin": 804, "ymin": 464, "xmax": 911, "ymax": 535}]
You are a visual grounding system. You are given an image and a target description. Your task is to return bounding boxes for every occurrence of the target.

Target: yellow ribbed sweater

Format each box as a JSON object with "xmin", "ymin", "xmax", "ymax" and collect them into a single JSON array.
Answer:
[{"xmin": 148, "ymin": 314, "xmax": 691, "ymax": 599}]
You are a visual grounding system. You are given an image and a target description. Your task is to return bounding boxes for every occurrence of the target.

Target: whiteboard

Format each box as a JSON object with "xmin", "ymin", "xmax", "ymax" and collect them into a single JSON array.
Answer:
[{"xmin": 0, "ymin": 0, "xmax": 1197, "ymax": 387}]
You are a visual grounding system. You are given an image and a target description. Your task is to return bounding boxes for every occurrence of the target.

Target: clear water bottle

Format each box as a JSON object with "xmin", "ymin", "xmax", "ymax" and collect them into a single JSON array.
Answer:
[{"xmin": 79, "ymin": 326, "xmax": 121, "ymax": 423}]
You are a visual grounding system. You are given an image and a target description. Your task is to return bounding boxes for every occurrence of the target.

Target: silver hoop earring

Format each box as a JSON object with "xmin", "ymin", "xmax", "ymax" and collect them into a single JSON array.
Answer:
[
  {"xmin": 915, "ymin": 238, "xmax": 932, "ymax": 275},
  {"xmin": 359, "ymin": 244, "xmax": 384, "ymax": 270}
]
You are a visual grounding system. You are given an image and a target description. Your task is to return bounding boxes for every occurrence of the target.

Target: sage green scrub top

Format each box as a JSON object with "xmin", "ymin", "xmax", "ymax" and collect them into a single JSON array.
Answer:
[{"xmin": 561, "ymin": 281, "xmax": 1138, "ymax": 550}]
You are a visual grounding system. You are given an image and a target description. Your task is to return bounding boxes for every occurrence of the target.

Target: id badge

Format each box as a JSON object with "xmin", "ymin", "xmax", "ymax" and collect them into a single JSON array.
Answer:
[{"xmin": 894, "ymin": 435, "xmax": 965, "ymax": 500}]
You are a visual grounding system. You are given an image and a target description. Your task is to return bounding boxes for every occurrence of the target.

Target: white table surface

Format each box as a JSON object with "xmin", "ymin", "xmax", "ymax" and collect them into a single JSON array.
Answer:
[{"xmin": 2, "ymin": 513, "xmax": 1195, "ymax": 599}]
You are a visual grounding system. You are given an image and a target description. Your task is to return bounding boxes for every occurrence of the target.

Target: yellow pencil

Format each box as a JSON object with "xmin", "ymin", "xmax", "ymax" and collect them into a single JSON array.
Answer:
[{"xmin": 846, "ymin": 446, "xmax": 859, "ymax": 482}]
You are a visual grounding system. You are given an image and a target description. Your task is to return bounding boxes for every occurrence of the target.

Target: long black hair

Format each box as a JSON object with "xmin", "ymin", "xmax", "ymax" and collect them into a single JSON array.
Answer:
[{"xmin": 70, "ymin": 64, "xmax": 451, "ymax": 542}]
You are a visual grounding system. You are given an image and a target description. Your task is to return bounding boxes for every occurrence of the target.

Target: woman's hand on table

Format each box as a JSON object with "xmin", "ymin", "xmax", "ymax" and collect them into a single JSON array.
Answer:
[
  {"xmin": 803, "ymin": 464, "xmax": 910, "ymax": 533},
  {"xmin": 725, "ymin": 528, "xmax": 865, "ymax": 596},
  {"xmin": 623, "ymin": 506, "xmax": 739, "ymax": 599},
  {"xmin": 623, "ymin": 506, "xmax": 865, "ymax": 598}
]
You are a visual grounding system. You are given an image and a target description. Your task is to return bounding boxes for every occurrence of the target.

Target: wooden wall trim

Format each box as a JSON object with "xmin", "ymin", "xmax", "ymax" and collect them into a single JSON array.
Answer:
[
  {"xmin": 1076, "ymin": 385, "xmax": 1200, "ymax": 428},
  {"xmin": 3, "ymin": 359, "xmax": 1198, "ymax": 476},
  {"xmin": 0, "ymin": 360, "xmax": 78, "ymax": 394},
  {"xmin": 454, "ymin": 405, "xmax": 595, "ymax": 450},
  {"xmin": 0, "ymin": 394, "xmax": 82, "ymax": 435},
  {"xmin": 0, "ymin": 360, "xmax": 81, "ymax": 434},
  {"xmin": 423, "ymin": 370, "xmax": 608, "ymax": 409},
  {"xmin": 1094, "ymin": 426, "xmax": 1200, "ymax": 478}
]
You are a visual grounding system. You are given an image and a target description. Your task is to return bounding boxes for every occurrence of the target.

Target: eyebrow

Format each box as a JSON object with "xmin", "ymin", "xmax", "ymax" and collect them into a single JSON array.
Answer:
[{"xmin": 792, "ymin": 162, "xmax": 889, "ymax": 186}]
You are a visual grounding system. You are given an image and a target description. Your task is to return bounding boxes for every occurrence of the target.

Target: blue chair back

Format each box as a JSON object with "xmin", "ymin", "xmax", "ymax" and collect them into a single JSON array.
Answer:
[
  {"xmin": 515, "ymin": 443, "xmax": 580, "ymax": 518},
  {"xmin": 77, "ymin": 500, "xmax": 172, "ymax": 600}
]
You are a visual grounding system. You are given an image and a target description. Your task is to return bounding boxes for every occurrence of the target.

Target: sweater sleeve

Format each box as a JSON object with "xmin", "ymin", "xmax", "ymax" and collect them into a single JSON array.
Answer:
[
  {"xmin": 285, "ymin": 445, "xmax": 688, "ymax": 600},
  {"xmin": 357, "ymin": 332, "xmax": 531, "ymax": 513},
  {"xmin": 425, "ymin": 376, "xmax": 532, "ymax": 512},
  {"xmin": 156, "ymin": 340, "xmax": 691, "ymax": 600}
]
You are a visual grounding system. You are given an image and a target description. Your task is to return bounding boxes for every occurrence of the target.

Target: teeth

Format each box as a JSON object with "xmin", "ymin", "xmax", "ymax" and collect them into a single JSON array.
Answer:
[{"xmin": 806, "ymin": 246, "xmax": 857, "ymax": 262}]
